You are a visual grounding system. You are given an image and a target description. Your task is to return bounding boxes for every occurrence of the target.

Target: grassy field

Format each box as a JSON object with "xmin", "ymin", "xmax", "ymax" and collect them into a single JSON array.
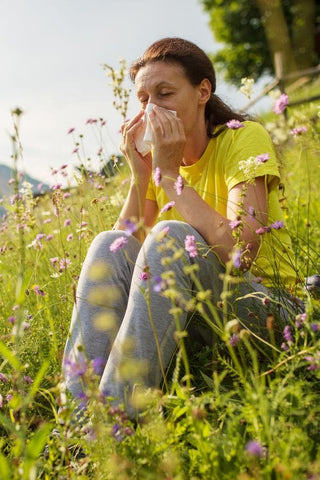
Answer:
[{"xmin": 0, "ymin": 80, "xmax": 320, "ymax": 479}]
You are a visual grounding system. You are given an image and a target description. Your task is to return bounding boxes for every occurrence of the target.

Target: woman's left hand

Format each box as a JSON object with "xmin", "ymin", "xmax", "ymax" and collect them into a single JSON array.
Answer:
[{"xmin": 148, "ymin": 105, "xmax": 186, "ymax": 178}]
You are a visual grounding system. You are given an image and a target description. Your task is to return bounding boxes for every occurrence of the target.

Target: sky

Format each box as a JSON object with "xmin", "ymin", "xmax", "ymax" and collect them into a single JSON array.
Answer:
[{"xmin": 0, "ymin": 0, "xmax": 270, "ymax": 185}]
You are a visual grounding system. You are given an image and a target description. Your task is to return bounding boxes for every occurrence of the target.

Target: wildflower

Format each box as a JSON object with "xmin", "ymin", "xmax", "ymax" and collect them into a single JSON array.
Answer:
[
  {"xmin": 64, "ymin": 219, "xmax": 72, "ymax": 227},
  {"xmin": 59, "ymin": 258, "xmax": 71, "ymax": 271},
  {"xmin": 245, "ymin": 440, "xmax": 265, "ymax": 457},
  {"xmin": 184, "ymin": 235, "xmax": 198, "ymax": 258},
  {"xmin": 67, "ymin": 127, "xmax": 75, "ymax": 134},
  {"xmin": 248, "ymin": 206, "xmax": 255, "ymax": 219},
  {"xmin": 255, "ymin": 153, "xmax": 269, "ymax": 163},
  {"xmin": 290, "ymin": 126, "xmax": 307, "ymax": 136},
  {"xmin": 64, "ymin": 354, "xmax": 87, "ymax": 377},
  {"xmin": 0, "ymin": 394, "xmax": 3, "ymax": 408},
  {"xmin": 232, "ymin": 249, "xmax": 242, "ymax": 269},
  {"xmin": 23, "ymin": 375, "xmax": 33, "ymax": 384},
  {"xmin": 50, "ymin": 257, "xmax": 59, "ymax": 266},
  {"xmin": 33, "ymin": 285, "xmax": 45, "ymax": 296},
  {"xmin": 139, "ymin": 271, "xmax": 151, "ymax": 281},
  {"xmin": 160, "ymin": 201, "xmax": 175, "ymax": 213},
  {"xmin": 153, "ymin": 276, "xmax": 164, "ymax": 293},
  {"xmin": 305, "ymin": 353, "xmax": 320, "ymax": 371},
  {"xmin": 229, "ymin": 219, "xmax": 242, "ymax": 230},
  {"xmin": 123, "ymin": 219, "xmax": 138, "ymax": 235},
  {"xmin": 92, "ymin": 357, "xmax": 106, "ymax": 375},
  {"xmin": 0, "ymin": 373, "xmax": 8, "ymax": 383},
  {"xmin": 46, "ymin": 234, "xmax": 53, "ymax": 241},
  {"xmin": 226, "ymin": 119, "xmax": 244, "ymax": 129},
  {"xmin": 72, "ymin": 147, "xmax": 79, "ymax": 154},
  {"xmin": 153, "ymin": 167, "xmax": 161, "ymax": 187},
  {"xmin": 66, "ymin": 233, "xmax": 73, "ymax": 242},
  {"xmin": 79, "ymin": 221, "xmax": 88, "ymax": 228},
  {"xmin": 43, "ymin": 218, "xmax": 52, "ymax": 224},
  {"xmin": 270, "ymin": 220, "xmax": 284, "ymax": 230},
  {"xmin": 109, "ymin": 236, "xmax": 128, "ymax": 253},
  {"xmin": 63, "ymin": 192, "xmax": 71, "ymax": 199},
  {"xmin": 255, "ymin": 227, "xmax": 267, "ymax": 235},
  {"xmin": 229, "ymin": 333, "xmax": 239, "ymax": 347},
  {"xmin": 240, "ymin": 77, "xmax": 254, "ymax": 99},
  {"xmin": 283, "ymin": 325, "xmax": 293, "ymax": 344},
  {"xmin": 273, "ymin": 93, "xmax": 289, "ymax": 114},
  {"xmin": 311, "ymin": 323, "xmax": 320, "ymax": 332},
  {"xmin": 174, "ymin": 175, "xmax": 184, "ymax": 195}
]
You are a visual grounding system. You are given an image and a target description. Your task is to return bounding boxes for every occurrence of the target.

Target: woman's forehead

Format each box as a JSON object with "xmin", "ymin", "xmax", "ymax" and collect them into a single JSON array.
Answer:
[{"xmin": 135, "ymin": 61, "xmax": 186, "ymax": 90}]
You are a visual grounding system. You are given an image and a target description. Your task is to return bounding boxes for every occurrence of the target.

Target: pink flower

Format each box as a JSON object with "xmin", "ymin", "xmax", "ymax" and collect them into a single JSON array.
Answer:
[
  {"xmin": 160, "ymin": 201, "xmax": 175, "ymax": 213},
  {"xmin": 226, "ymin": 119, "xmax": 244, "ymax": 129},
  {"xmin": 229, "ymin": 333, "xmax": 239, "ymax": 347},
  {"xmin": 290, "ymin": 126, "xmax": 307, "ymax": 136},
  {"xmin": 153, "ymin": 167, "xmax": 161, "ymax": 187},
  {"xmin": 139, "ymin": 271, "xmax": 151, "ymax": 281},
  {"xmin": 273, "ymin": 93, "xmax": 289, "ymax": 114},
  {"xmin": 67, "ymin": 233, "xmax": 74, "ymax": 242},
  {"xmin": 59, "ymin": 258, "xmax": 71, "ymax": 271},
  {"xmin": 255, "ymin": 153, "xmax": 269, "ymax": 163},
  {"xmin": 109, "ymin": 236, "xmax": 128, "ymax": 253},
  {"xmin": 0, "ymin": 373, "xmax": 8, "ymax": 383},
  {"xmin": 174, "ymin": 175, "xmax": 184, "ymax": 196},
  {"xmin": 67, "ymin": 127, "xmax": 75, "ymax": 134},
  {"xmin": 229, "ymin": 219, "xmax": 242, "ymax": 230},
  {"xmin": 64, "ymin": 219, "xmax": 71, "ymax": 227},
  {"xmin": 184, "ymin": 235, "xmax": 198, "ymax": 258},
  {"xmin": 33, "ymin": 285, "xmax": 45, "ymax": 296},
  {"xmin": 50, "ymin": 257, "xmax": 59, "ymax": 266}
]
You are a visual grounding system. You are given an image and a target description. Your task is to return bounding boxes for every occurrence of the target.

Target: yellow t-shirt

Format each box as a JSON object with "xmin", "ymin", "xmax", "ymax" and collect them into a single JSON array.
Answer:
[{"xmin": 146, "ymin": 121, "xmax": 298, "ymax": 288}]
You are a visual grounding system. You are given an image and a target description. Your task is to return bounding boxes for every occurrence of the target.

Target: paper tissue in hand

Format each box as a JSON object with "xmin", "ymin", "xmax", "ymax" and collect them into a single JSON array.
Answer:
[{"xmin": 135, "ymin": 103, "xmax": 176, "ymax": 156}]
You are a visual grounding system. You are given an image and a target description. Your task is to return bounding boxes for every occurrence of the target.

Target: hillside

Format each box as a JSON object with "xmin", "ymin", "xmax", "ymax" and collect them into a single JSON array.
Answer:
[{"xmin": 0, "ymin": 164, "xmax": 50, "ymax": 198}]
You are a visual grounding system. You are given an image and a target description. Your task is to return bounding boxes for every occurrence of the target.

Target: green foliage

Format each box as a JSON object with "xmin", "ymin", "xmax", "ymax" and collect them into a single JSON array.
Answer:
[
  {"xmin": 201, "ymin": 0, "xmax": 320, "ymax": 84},
  {"xmin": 0, "ymin": 77, "xmax": 320, "ymax": 478}
]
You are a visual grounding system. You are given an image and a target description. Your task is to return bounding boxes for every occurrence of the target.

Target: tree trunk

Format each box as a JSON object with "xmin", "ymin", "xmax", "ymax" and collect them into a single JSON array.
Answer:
[
  {"xmin": 292, "ymin": 0, "xmax": 316, "ymax": 69},
  {"xmin": 255, "ymin": 0, "xmax": 297, "ymax": 77}
]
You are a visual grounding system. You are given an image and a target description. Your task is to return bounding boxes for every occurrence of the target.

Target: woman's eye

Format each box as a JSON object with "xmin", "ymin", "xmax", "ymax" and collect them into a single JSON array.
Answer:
[{"xmin": 159, "ymin": 92, "xmax": 172, "ymax": 97}]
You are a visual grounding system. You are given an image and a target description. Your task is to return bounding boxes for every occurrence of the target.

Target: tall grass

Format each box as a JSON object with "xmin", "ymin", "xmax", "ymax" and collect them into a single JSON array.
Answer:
[{"xmin": 0, "ymin": 80, "xmax": 320, "ymax": 479}]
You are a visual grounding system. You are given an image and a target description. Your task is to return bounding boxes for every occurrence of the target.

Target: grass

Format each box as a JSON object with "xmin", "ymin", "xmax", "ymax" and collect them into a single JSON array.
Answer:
[{"xmin": 0, "ymin": 85, "xmax": 320, "ymax": 479}]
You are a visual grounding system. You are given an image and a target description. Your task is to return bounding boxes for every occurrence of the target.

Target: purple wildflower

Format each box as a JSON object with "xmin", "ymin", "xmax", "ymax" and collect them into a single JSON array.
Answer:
[
  {"xmin": 153, "ymin": 276, "xmax": 164, "ymax": 293},
  {"xmin": 270, "ymin": 220, "xmax": 284, "ymax": 230},
  {"xmin": 64, "ymin": 219, "xmax": 71, "ymax": 227},
  {"xmin": 123, "ymin": 219, "xmax": 138, "ymax": 235},
  {"xmin": 245, "ymin": 440, "xmax": 265, "ymax": 457},
  {"xmin": 174, "ymin": 175, "xmax": 184, "ymax": 196},
  {"xmin": 0, "ymin": 373, "xmax": 8, "ymax": 383},
  {"xmin": 248, "ymin": 206, "xmax": 255, "ymax": 219},
  {"xmin": 255, "ymin": 153, "xmax": 269, "ymax": 163},
  {"xmin": 92, "ymin": 357, "xmax": 106, "ymax": 375},
  {"xmin": 139, "ymin": 271, "xmax": 151, "ymax": 281},
  {"xmin": 184, "ymin": 235, "xmax": 198, "ymax": 258},
  {"xmin": 290, "ymin": 126, "xmax": 307, "ymax": 136},
  {"xmin": 311, "ymin": 323, "xmax": 320, "ymax": 332},
  {"xmin": 160, "ymin": 201, "xmax": 175, "ymax": 213},
  {"xmin": 33, "ymin": 285, "xmax": 45, "ymax": 296},
  {"xmin": 109, "ymin": 236, "xmax": 128, "ymax": 253},
  {"xmin": 273, "ymin": 93, "xmax": 289, "ymax": 114},
  {"xmin": 67, "ymin": 127, "xmax": 75, "ymax": 134},
  {"xmin": 226, "ymin": 119, "xmax": 244, "ymax": 129},
  {"xmin": 153, "ymin": 167, "xmax": 161, "ymax": 187},
  {"xmin": 229, "ymin": 219, "xmax": 242, "ymax": 230},
  {"xmin": 255, "ymin": 227, "xmax": 267, "ymax": 235},
  {"xmin": 232, "ymin": 249, "xmax": 242, "ymax": 269},
  {"xmin": 229, "ymin": 333, "xmax": 239, "ymax": 347},
  {"xmin": 64, "ymin": 354, "xmax": 87, "ymax": 377},
  {"xmin": 23, "ymin": 375, "xmax": 33, "ymax": 384},
  {"xmin": 283, "ymin": 325, "xmax": 293, "ymax": 344}
]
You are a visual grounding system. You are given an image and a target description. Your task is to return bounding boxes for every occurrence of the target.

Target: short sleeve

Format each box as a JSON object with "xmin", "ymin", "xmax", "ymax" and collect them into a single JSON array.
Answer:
[{"xmin": 222, "ymin": 122, "xmax": 281, "ymax": 191}]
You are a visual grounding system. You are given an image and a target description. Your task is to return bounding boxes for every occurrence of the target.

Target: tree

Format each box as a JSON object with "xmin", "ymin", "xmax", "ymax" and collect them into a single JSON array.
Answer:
[{"xmin": 201, "ymin": 0, "xmax": 320, "ymax": 85}]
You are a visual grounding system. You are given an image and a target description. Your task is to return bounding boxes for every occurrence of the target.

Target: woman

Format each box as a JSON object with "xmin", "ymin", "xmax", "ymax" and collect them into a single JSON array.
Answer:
[{"xmin": 63, "ymin": 38, "xmax": 300, "ymax": 417}]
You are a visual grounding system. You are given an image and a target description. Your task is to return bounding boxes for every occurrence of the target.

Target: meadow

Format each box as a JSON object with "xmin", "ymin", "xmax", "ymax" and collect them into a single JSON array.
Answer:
[{"xmin": 0, "ymin": 74, "xmax": 320, "ymax": 479}]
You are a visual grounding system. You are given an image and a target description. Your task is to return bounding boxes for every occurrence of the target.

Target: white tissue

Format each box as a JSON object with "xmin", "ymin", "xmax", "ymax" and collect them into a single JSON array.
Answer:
[{"xmin": 135, "ymin": 103, "xmax": 176, "ymax": 156}]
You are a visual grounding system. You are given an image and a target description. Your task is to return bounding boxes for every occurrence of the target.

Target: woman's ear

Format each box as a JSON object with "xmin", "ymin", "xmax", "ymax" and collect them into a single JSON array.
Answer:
[{"xmin": 198, "ymin": 78, "xmax": 212, "ymax": 105}]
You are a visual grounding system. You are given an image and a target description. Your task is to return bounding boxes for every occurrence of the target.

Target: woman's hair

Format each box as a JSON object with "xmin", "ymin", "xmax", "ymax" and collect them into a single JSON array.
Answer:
[{"xmin": 130, "ymin": 37, "xmax": 249, "ymax": 137}]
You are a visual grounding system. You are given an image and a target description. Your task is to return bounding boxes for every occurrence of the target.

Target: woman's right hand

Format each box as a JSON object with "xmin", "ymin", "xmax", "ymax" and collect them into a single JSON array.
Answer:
[{"xmin": 120, "ymin": 110, "xmax": 152, "ymax": 184}]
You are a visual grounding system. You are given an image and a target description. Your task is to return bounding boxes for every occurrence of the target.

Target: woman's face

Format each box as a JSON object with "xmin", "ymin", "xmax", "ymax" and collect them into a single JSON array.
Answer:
[{"xmin": 134, "ymin": 61, "xmax": 210, "ymax": 137}]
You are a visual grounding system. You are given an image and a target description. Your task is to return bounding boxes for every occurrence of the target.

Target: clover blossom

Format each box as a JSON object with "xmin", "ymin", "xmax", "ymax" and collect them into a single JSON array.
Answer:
[
  {"xmin": 109, "ymin": 236, "xmax": 128, "ymax": 253},
  {"xmin": 226, "ymin": 119, "xmax": 244, "ymax": 129},
  {"xmin": 273, "ymin": 93, "xmax": 289, "ymax": 114},
  {"xmin": 184, "ymin": 235, "xmax": 198, "ymax": 258},
  {"xmin": 139, "ymin": 271, "xmax": 151, "ymax": 281}
]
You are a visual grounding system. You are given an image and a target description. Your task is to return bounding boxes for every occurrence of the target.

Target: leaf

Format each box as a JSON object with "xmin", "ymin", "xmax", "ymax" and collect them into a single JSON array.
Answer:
[
  {"xmin": 0, "ymin": 450, "xmax": 12, "ymax": 479},
  {"xmin": 200, "ymin": 371, "xmax": 214, "ymax": 389},
  {"xmin": 0, "ymin": 341, "xmax": 22, "ymax": 371}
]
